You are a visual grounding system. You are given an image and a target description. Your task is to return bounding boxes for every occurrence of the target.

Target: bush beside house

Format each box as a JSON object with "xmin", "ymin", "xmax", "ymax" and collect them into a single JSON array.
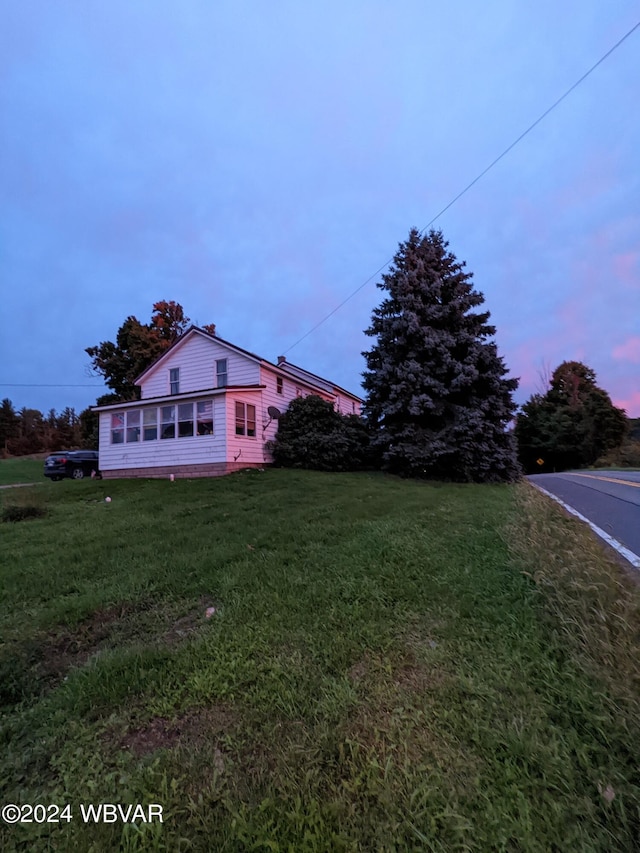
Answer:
[{"xmin": 268, "ymin": 396, "xmax": 372, "ymax": 472}]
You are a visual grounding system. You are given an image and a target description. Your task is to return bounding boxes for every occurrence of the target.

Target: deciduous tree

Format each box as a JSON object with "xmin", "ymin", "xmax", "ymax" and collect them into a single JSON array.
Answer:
[
  {"xmin": 515, "ymin": 361, "xmax": 627, "ymax": 472},
  {"xmin": 86, "ymin": 301, "xmax": 208, "ymax": 400}
]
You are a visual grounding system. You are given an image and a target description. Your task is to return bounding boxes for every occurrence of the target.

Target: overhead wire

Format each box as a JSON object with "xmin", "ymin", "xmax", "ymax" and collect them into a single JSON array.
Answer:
[{"xmin": 281, "ymin": 19, "xmax": 640, "ymax": 356}]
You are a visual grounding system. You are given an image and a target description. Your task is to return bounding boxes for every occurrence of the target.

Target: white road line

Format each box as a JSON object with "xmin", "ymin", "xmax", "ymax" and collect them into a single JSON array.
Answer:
[{"xmin": 531, "ymin": 484, "xmax": 640, "ymax": 571}]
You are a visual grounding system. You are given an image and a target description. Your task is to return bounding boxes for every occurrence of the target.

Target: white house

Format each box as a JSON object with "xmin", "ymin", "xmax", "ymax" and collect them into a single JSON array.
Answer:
[{"xmin": 93, "ymin": 326, "xmax": 363, "ymax": 479}]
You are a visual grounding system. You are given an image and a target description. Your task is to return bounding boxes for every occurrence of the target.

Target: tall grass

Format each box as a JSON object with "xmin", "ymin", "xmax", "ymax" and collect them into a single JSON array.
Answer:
[{"xmin": 0, "ymin": 470, "xmax": 638, "ymax": 851}]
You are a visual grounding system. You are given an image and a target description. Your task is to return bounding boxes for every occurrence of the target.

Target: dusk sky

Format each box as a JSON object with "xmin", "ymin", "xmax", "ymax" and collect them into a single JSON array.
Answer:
[{"xmin": 1, "ymin": 2, "xmax": 639, "ymax": 418}]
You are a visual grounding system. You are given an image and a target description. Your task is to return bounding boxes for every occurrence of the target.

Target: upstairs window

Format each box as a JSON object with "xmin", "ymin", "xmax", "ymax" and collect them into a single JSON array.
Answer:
[
  {"xmin": 216, "ymin": 359, "xmax": 228, "ymax": 387},
  {"xmin": 235, "ymin": 402, "xmax": 256, "ymax": 437},
  {"xmin": 276, "ymin": 376, "xmax": 283, "ymax": 395},
  {"xmin": 169, "ymin": 367, "xmax": 180, "ymax": 395}
]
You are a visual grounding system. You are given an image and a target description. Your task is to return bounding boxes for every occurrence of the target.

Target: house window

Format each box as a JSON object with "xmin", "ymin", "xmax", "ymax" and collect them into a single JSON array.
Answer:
[
  {"xmin": 276, "ymin": 376, "xmax": 283, "ymax": 395},
  {"xmin": 111, "ymin": 412, "xmax": 125, "ymax": 444},
  {"xmin": 197, "ymin": 400, "xmax": 213, "ymax": 435},
  {"xmin": 169, "ymin": 368, "xmax": 180, "ymax": 395},
  {"xmin": 216, "ymin": 359, "xmax": 228, "ymax": 387},
  {"xmin": 126, "ymin": 410, "xmax": 140, "ymax": 443},
  {"xmin": 352, "ymin": 401, "xmax": 356, "ymax": 414},
  {"xmin": 161, "ymin": 405, "xmax": 175, "ymax": 439},
  {"xmin": 296, "ymin": 387, "xmax": 302, "ymax": 397},
  {"xmin": 178, "ymin": 403, "xmax": 194, "ymax": 437},
  {"xmin": 235, "ymin": 401, "xmax": 256, "ymax": 437},
  {"xmin": 143, "ymin": 408, "xmax": 158, "ymax": 441}
]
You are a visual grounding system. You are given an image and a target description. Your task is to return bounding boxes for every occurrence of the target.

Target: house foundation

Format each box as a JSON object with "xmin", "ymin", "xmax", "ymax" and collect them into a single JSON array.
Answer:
[{"xmin": 100, "ymin": 462, "xmax": 266, "ymax": 479}]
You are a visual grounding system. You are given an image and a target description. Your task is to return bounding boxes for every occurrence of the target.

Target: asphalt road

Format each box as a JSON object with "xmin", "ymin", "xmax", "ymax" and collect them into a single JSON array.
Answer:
[{"xmin": 527, "ymin": 471, "xmax": 640, "ymax": 562}]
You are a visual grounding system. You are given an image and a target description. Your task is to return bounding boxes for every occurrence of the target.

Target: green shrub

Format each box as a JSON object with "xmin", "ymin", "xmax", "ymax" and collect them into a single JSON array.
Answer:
[{"xmin": 268, "ymin": 396, "xmax": 373, "ymax": 472}]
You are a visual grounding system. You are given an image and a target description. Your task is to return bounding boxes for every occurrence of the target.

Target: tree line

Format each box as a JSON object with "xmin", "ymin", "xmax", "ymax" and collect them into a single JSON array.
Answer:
[
  {"xmin": 4, "ymin": 237, "xmax": 635, "ymax": 475},
  {"xmin": 0, "ymin": 401, "xmax": 94, "ymax": 457}
]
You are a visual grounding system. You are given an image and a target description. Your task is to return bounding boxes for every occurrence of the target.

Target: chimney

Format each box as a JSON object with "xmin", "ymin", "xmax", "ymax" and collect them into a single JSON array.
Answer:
[{"xmin": 277, "ymin": 356, "xmax": 286, "ymax": 365}]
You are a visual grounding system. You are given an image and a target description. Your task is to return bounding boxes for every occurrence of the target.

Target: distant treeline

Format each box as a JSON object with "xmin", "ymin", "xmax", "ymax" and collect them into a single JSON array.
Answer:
[{"xmin": 0, "ymin": 398, "xmax": 98, "ymax": 457}]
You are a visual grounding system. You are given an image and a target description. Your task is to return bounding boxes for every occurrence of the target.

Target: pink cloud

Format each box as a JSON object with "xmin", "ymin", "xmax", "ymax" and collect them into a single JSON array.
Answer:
[
  {"xmin": 613, "ymin": 337, "xmax": 640, "ymax": 364},
  {"xmin": 612, "ymin": 391, "xmax": 640, "ymax": 419}
]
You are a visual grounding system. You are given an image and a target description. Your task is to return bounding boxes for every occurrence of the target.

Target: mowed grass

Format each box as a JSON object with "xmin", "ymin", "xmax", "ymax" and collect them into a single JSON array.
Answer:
[
  {"xmin": 0, "ymin": 457, "xmax": 46, "ymax": 486},
  {"xmin": 1, "ymin": 469, "xmax": 639, "ymax": 852}
]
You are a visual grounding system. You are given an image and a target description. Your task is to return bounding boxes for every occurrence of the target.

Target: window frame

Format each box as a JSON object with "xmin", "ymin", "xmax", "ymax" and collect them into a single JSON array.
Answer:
[
  {"xmin": 169, "ymin": 367, "xmax": 180, "ymax": 395},
  {"xmin": 110, "ymin": 412, "xmax": 125, "ymax": 444},
  {"xmin": 196, "ymin": 400, "xmax": 214, "ymax": 435},
  {"xmin": 125, "ymin": 410, "xmax": 141, "ymax": 443},
  {"xmin": 234, "ymin": 401, "xmax": 257, "ymax": 438},
  {"xmin": 216, "ymin": 358, "xmax": 228, "ymax": 388},
  {"xmin": 177, "ymin": 402, "xmax": 194, "ymax": 438},
  {"xmin": 276, "ymin": 376, "xmax": 283, "ymax": 395},
  {"xmin": 143, "ymin": 408, "xmax": 158, "ymax": 441},
  {"xmin": 160, "ymin": 405, "xmax": 176, "ymax": 440},
  {"xmin": 109, "ymin": 400, "xmax": 217, "ymax": 443}
]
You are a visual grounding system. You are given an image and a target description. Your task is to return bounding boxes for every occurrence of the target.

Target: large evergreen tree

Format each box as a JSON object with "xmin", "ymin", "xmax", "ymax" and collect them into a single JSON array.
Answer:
[{"xmin": 362, "ymin": 228, "xmax": 520, "ymax": 482}]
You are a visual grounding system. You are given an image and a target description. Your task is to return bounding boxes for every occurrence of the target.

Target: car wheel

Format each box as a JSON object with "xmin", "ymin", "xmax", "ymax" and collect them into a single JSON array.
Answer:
[{"xmin": 72, "ymin": 467, "xmax": 84, "ymax": 480}]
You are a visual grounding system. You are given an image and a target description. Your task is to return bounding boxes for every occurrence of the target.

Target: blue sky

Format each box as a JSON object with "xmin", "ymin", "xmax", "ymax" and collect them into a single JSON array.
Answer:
[{"xmin": 1, "ymin": 1, "xmax": 639, "ymax": 417}]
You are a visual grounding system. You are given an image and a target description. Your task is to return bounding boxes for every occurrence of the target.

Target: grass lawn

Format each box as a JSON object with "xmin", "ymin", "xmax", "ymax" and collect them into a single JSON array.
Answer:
[
  {"xmin": 1, "ymin": 469, "xmax": 638, "ymax": 852},
  {"xmin": 0, "ymin": 457, "xmax": 47, "ymax": 486}
]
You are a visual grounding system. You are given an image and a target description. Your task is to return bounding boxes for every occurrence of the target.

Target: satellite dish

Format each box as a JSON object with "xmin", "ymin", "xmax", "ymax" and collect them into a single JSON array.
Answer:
[{"xmin": 263, "ymin": 405, "xmax": 282, "ymax": 432}]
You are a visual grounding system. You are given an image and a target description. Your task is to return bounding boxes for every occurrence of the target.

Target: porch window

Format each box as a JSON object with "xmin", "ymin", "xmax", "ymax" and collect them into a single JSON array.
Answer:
[
  {"xmin": 126, "ymin": 410, "xmax": 140, "ymax": 443},
  {"xmin": 161, "ymin": 405, "xmax": 175, "ymax": 439},
  {"xmin": 197, "ymin": 401, "xmax": 214, "ymax": 435},
  {"xmin": 169, "ymin": 367, "xmax": 180, "ymax": 395},
  {"xmin": 143, "ymin": 408, "xmax": 158, "ymax": 441},
  {"xmin": 216, "ymin": 359, "xmax": 228, "ymax": 387},
  {"xmin": 235, "ymin": 402, "xmax": 256, "ymax": 437},
  {"xmin": 178, "ymin": 403, "xmax": 194, "ymax": 437},
  {"xmin": 111, "ymin": 412, "xmax": 125, "ymax": 444}
]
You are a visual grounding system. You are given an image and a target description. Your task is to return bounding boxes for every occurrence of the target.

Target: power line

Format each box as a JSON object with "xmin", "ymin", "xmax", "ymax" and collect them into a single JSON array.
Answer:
[
  {"xmin": 0, "ymin": 383, "xmax": 105, "ymax": 388},
  {"xmin": 282, "ymin": 19, "xmax": 640, "ymax": 356}
]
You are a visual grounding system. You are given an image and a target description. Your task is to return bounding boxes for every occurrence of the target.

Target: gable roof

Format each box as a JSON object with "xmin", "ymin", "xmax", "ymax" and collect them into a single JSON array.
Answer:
[
  {"xmin": 133, "ymin": 325, "xmax": 363, "ymax": 402},
  {"xmin": 134, "ymin": 326, "xmax": 262, "ymax": 384},
  {"xmin": 277, "ymin": 360, "xmax": 363, "ymax": 402}
]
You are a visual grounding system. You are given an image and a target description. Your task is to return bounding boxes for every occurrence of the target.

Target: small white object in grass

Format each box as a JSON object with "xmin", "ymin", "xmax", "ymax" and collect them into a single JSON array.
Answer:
[
  {"xmin": 105, "ymin": 496, "xmax": 112, "ymax": 503},
  {"xmin": 205, "ymin": 606, "xmax": 217, "ymax": 618},
  {"xmin": 169, "ymin": 474, "xmax": 175, "ymax": 482}
]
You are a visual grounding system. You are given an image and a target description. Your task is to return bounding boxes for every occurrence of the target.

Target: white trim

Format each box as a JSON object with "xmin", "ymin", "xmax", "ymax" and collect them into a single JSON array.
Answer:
[
  {"xmin": 531, "ymin": 484, "xmax": 640, "ymax": 571},
  {"xmin": 93, "ymin": 386, "xmax": 264, "ymax": 412}
]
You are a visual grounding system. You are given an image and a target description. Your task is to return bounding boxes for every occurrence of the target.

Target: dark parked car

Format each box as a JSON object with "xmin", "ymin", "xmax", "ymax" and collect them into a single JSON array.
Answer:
[{"xmin": 44, "ymin": 451, "xmax": 101, "ymax": 481}]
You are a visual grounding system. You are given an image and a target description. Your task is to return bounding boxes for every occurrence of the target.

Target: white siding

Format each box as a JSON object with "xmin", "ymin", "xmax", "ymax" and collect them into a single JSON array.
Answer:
[
  {"xmin": 140, "ymin": 332, "xmax": 260, "ymax": 399},
  {"xmin": 98, "ymin": 397, "xmax": 227, "ymax": 471},
  {"xmin": 225, "ymin": 390, "xmax": 265, "ymax": 465}
]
